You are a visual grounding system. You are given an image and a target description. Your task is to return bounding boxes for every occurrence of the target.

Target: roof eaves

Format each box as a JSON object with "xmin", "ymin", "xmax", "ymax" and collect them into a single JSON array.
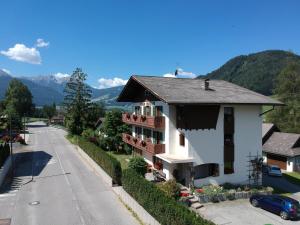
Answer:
[{"xmin": 131, "ymin": 75, "xmax": 168, "ymax": 103}]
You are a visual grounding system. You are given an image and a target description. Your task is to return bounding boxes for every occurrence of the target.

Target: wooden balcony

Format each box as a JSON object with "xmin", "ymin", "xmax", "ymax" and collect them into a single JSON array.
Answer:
[
  {"xmin": 122, "ymin": 133, "xmax": 165, "ymax": 155},
  {"xmin": 122, "ymin": 113, "xmax": 165, "ymax": 129}
]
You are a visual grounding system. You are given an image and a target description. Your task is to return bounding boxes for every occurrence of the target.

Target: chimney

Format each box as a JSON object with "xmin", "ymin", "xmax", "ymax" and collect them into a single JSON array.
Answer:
[{"xmin": 204, "ymin": 78, "xmax": 210, "ymax": 90}]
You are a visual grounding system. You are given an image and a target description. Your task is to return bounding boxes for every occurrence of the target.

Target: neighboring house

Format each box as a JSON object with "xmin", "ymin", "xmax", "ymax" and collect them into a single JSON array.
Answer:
[
  {"xmin": 50, "ymin": 115, "xmax": 64, "ymax": 125},
  {"xmin": 118, "ymin": 75, "xmax": 282, "ymax": 186},
  {"xmin": 262, "ymin": 123, "xmax": 300, "ymax": 172}
]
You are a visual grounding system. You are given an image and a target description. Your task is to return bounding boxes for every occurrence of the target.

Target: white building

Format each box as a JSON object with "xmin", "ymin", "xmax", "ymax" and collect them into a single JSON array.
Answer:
[{"xmin": 118, "ymin": 76, "xmax": 282, "ymax": 187}]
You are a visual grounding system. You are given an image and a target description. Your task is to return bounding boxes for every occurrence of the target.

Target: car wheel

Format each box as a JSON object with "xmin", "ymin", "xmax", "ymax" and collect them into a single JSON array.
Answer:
[
  {"xmin": 280, "ymin": 211, "xmax": 289, "ymax": 220},
  {"xmin": 251, "ymin": 199, "xmax": 259, "ymax": 207}
]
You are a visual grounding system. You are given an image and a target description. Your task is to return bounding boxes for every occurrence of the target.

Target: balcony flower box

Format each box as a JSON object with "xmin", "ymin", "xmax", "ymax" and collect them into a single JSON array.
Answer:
[
  {"xmin": 141, "ymin": 140, "xmax": 146, "ymax": 147},
  {"xmin": 133, "ymin": 137, "xmax": 138, "ymax": 143}
]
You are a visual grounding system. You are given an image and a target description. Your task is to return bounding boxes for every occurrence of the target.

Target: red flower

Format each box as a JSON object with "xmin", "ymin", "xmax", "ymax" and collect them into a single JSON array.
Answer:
[{"xmin": 196, "ymin": 189, "xmax": 203, "ymax": 193}]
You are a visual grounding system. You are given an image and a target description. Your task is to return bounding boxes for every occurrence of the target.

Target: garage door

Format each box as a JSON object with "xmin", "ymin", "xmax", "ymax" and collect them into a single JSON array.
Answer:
[{"xmin": 267, "ymin": 154, "xmax": 287, "ymax": 170}]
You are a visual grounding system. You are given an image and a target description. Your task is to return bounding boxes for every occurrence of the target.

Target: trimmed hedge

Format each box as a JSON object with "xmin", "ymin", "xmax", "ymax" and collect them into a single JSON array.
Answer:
[
  {"xmin": 0, "ymin": 143, "xmax": 10, "ymax": 167},
  {"xmin": 76, "ymin": 136, "xmax": 122, "ymax": 185},
  {"xmin": 122, "ymin": 169, "xmax": 215, "ymax": 225}
]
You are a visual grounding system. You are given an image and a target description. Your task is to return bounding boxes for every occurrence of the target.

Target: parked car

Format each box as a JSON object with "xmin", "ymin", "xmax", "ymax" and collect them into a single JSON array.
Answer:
[
  {"xmin": 268, "ymin": 165, "xmax": 282, "ymax": 177},
  {"xmin": 250, "ymin": 194, "xmax": 300, "ymax": 220}
]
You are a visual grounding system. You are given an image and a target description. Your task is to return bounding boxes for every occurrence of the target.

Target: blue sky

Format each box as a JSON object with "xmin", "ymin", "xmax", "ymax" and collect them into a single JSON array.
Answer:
[{"xmin": 1, "ymin": 0, "xmax": 300, "ymax": 88}]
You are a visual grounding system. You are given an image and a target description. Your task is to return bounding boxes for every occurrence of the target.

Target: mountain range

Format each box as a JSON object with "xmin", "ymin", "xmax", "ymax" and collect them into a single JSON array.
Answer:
[
  {"xmin": 0, "ymin": 69, "xmax": 126, "ymax": 107},
  {"xmin": 1, "ymin": 50, "xmax": 299, "ymax": 106}
]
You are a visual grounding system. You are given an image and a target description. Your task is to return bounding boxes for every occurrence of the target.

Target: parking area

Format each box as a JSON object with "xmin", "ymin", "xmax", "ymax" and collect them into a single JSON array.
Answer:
[{"xmin": 198, "ymin": 199, "xmax": 299, "ymax": 225}]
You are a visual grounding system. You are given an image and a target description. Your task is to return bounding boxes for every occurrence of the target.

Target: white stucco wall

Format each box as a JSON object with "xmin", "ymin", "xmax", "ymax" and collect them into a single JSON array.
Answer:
[
  {"xmin": 166, "ymin": 104, "xmax": 263, "ymax": 186},
  {"xmin": 287, "ymin": 157, "xmax": 294, "ymax": 172}
]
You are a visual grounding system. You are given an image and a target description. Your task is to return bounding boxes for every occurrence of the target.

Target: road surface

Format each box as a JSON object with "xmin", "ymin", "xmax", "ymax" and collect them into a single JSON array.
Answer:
[{"xmin": 0, "ymin": 122, "xmax": 139, "ymax": 225}]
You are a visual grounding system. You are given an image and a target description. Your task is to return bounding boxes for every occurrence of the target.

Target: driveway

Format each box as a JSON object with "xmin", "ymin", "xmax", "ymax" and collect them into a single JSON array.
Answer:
[
  {"xmin": 0, "ymin": 122, "xmax": 139, "ymax": 225},
  {"xmin": 263, "ymin": 174, "xmax": 300, "ymax": 201},
  {"xmin": 198, "ymin": 199, "xmax": 299, "ymax": 225}
]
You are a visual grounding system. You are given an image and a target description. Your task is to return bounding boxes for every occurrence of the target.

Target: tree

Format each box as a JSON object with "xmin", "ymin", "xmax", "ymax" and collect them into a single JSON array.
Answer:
[
  {"xmin": 4, "ymin": 79, "xmax": 33, "ymax": 117},
  {"xmin": 100, "ymin": 109, "xmax": 130, "ymax": 151},
  {"xmin": 85, "ymin": 102, "xmax": 105, "ymax": 128},
  {"xmin": 63, "ymin": 68, "xmax": 92, "ymax": 135},
  {"xmin": 43, "ymin": 103, "xmax": 57, "ymax": 122},
  {"xmin": 266, "ymin": 62, "xmax": 300, "ymax": 133}
]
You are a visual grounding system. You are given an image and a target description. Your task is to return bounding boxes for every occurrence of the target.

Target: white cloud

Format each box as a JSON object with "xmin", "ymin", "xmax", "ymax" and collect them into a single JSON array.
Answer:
[
  {"xmin": 163, "ymin": 68, "xmax": 196, "ymax": 78},
  {"xmin": 97, "ymin": 77, "xmax": 128, "ymax": 89},
  {"xmin": 53, "ymin": 72, "xmax": 70, "ymax": 83},
  {"xmin": 1, "ymin": 68, "xmax": 11, "ymax": 74},
  {"xmin": 36, "ymin": 38, "xmax": 49, "ymax": 48},
  {"xmin": 1, "ymin": 43, "xmax": 41, "ymax": 64}
]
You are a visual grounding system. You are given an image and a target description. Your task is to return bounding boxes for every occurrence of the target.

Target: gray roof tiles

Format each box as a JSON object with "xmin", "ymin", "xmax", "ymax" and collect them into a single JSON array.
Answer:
[
  {"xmin": 263, "ymin": 132, "xmax": 300, "ymax": 157},
  {"xmin": 130, "ymin": 76, "xmax": 283, "ymax": 105}
]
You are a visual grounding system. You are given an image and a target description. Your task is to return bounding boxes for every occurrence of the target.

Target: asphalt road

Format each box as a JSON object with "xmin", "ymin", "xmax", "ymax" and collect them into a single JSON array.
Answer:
[{"xmin": 0, "ymin": 122, "xmax": 139, "ymax": 225}]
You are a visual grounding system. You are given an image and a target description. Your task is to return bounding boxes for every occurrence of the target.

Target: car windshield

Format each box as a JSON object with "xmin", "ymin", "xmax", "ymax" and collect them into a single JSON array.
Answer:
[{"xmin": 271, "ymin": 167, "xmax": 280, "ymax": 171}]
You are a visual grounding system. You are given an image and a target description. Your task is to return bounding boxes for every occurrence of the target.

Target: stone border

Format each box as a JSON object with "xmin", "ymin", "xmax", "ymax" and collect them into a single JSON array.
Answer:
[
  {"xmin": 74, "ymin": 145, "xmax": 161, "ymax": 225},
  {"xmin": 197, "ymin": 190, "xmax": 272, "ymax": 204},
  {"xmin": 0, "ymin": 156, "xmax": 12, "ymax": 187}
]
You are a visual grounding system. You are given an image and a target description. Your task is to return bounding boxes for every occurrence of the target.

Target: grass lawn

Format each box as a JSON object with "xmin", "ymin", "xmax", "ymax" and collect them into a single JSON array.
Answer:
[
  {"xmin": 283, "ymin": 172, "xmax": 300, "ymax": 186},
  {"xmin": 107, "ymin": 151, "xmax": 132, "ymax": 170}
]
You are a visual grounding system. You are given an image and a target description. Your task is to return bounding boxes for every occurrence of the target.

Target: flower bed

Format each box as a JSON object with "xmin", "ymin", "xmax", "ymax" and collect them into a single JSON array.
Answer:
[{"xmin": 194, "ymin": 184, "xmax": 273, "ymax": 203}]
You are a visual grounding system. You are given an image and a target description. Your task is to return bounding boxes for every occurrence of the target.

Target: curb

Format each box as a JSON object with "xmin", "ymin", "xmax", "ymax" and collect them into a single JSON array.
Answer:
[{"xmin": 74, "ymin": 144, "xmax": 160, "ymax": 225}]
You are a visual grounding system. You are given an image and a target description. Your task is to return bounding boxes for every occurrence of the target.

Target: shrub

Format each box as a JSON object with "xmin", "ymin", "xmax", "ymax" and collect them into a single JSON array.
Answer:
[
  {"xmin": 122, "ymin": 168, "xmax": 215, "ymax": 225},
  {"xmin": 128, "ymin": 157, "xmax": 147, "ymax": 176},
  {"xmin": 157, "ymin": 179, "xmax": 181, "ymax": 200},
  {"xmin": 81, "ymin": 128, "xmax": 95, "ymax": 139},
  {"xmin": 76, "ymin": 136, "xmax": 122, "ymax": 185}
]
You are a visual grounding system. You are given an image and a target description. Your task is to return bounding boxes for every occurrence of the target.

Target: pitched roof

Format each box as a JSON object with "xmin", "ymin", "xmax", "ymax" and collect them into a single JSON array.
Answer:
[
  {"xmin": 263, "ymin": 132, "xmax": 300, "ymax": 157},
  {"xmin": 118, "ymin": 75, "xmax": 283, "ymax": 105},
  {"xmin": 262, "ymin": 123, "xmax": 275, "ymax": 138}
]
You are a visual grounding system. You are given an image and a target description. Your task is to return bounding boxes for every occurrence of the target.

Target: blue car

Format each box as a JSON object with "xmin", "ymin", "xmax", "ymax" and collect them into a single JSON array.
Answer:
[{"xmin": 250, "ymin": 194, "xmax": 300, "ymax": 220}]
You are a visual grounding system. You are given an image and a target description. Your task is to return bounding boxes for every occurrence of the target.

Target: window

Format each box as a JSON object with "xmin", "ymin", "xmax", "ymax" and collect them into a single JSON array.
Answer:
[
  {"xmin": 153, "ymin": 131, "xmax": 164, "ymax": 144},
  {"xmin": 224, "ymin": 161, "xmax": 234, "ymax": 174},
  {"xmin": 194, "ymin": 163, "xmax": 219, "ymax": 179},
  {"xmin": 135, "ymin": 127, "xmax": 142, "ymax": 138},
  {"xmin": 145, "ymin": 106, "xmax": 151, "ymax": 116},
  {"xmin": 224, "ymin": 134, "xmax": 234, "ymax": 146},
  {"xmin": 134, "ymin": 106, "xmax": 141, "ymax": 115},
  {"xmin": 179, "ymin": 133, "xmax": 185, "ymax": 146},
  {"xmin": 143, "ymin": 129, "xmax": 152, "ymax": 139}
]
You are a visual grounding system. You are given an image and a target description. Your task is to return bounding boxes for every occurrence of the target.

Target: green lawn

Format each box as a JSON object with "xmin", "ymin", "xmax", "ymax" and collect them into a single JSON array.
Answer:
[
  {"xmin": 107, "ymin": 151, "xmax": 132, "ymax": 170},
  {"xmin": 283, "ymin": 172, "xmax": 300, "ymax": 186}
]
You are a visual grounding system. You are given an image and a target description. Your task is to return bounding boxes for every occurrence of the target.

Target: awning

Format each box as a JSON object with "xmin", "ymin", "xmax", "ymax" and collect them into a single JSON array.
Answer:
[{"xmin": 156, "ymin": 153, "xmax": 194, "ymax": 164}]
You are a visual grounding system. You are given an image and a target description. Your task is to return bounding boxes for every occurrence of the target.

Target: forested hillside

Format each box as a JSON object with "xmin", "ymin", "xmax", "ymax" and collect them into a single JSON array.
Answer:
[{"xmin": 202, "ymin": 50, "xmax": 300, "ymax": 95}]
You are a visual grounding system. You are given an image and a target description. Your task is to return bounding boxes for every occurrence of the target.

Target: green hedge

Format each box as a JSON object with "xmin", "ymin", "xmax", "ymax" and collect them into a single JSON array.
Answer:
[
  {"xmin": 76, "ymin": 136, "xmax": 122, "ymax": 185},
  {"xmin": 0, "ymin": 143, "xmax": 10, "ymax": 167},
  {"xmin": 122, "ymin": 169, "xmax": 215, "ymax": 225}
]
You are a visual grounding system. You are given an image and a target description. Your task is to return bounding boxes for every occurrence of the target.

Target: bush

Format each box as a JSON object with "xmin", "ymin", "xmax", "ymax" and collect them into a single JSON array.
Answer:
[
  {"xmin": 157, "ymin": 179, "xmax": 181, "ymax": 200},
  {"xmin": 76, "ymin": 136, "xmax": 122, "ymax": 185},
  {"xmin": 122, "ymin": 168, "xmax": 215, "ymax": 225},
  {"xmin": 81, "ymin": 128, "xmax": 95, "ymax": 139},
  {"xmin": 128, "ymin": 157, "xmax": 147, "ymax": 176}
]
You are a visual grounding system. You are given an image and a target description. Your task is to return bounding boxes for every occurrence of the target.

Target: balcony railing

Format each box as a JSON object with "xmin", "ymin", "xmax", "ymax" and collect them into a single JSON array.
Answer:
[
  {"xmin": 122, "ymin": 113, "xmax": 165, "ymax": 129},
  {"xmin": 122, "ymin": 133, "xmax": 165, "ymax": 155}
]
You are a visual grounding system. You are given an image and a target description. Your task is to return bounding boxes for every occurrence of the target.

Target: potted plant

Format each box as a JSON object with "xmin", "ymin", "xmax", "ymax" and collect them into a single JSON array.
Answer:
[
  {"xmin": 126, "ymin": 113, "xmax": 131, "ymax": 119},
  {"xmin": 133, "ymin": 114, "xmax": 138, "ymax": 120},
  {"xmin": 141, "ymin": 115, "xmax": 146, "ymax": 121},
  {"xmin": 133, "ymin": 137, "xmax": 138, "ymax": 143},
  {"xmin": 141, "ymin": 140, "xmax": 146, "ymax": 147}
]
